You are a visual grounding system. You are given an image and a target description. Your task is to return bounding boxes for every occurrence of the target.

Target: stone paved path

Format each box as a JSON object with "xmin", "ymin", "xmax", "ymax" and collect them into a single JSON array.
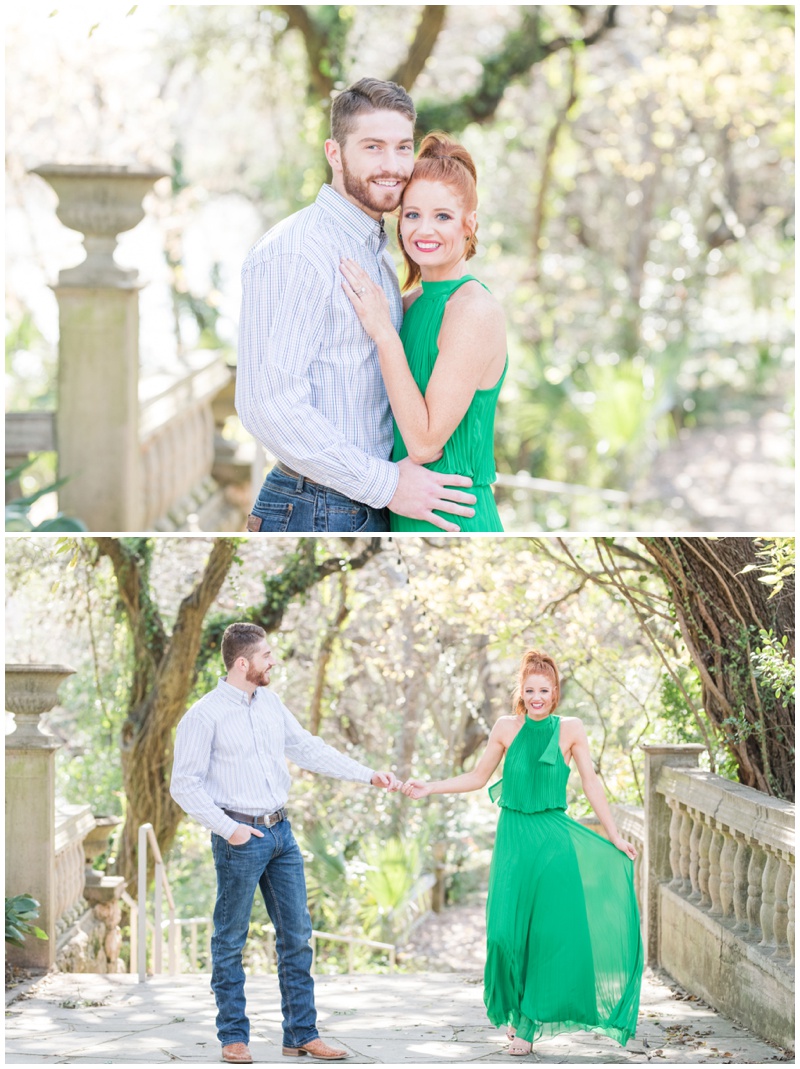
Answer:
[
  {"xmin": 634, "ymin": 407, "xmax": 794, "ymax": 532},
  {"xmin": 5, "ymin": 969, "xmax": 790, "ymax": 1064}
]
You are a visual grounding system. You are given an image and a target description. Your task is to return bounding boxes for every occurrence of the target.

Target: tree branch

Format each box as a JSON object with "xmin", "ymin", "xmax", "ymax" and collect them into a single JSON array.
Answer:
[
  {"xmin": 415, "ymin": 6, "xmax": 616, "ymax": 133},
  {"xmin": 389, "ymin": 6, "xmax": 448, "ymax": 90}
]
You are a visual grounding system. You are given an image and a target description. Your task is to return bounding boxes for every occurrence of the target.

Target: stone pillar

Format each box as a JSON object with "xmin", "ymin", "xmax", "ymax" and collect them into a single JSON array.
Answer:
[
  {"xmin": 5, "ymin": 663, "xmax": 76, "ymax": 970},
  {"xmin": 31, "ymin": 164, "xmax": 167, "ymax": 532},
  {"xmin": 641, "ymin": 743, "xmax": 705, "ymax": 966}
]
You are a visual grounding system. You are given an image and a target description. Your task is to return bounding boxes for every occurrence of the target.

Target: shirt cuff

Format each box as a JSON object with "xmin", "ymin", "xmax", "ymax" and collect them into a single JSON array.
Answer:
[
  {"xmin": 360, "ymin": 456, "xmax": 399, "ymax": 510},
  {"xmin": 211, "ymin": 813, "xmax": 240, "ymax": 839}
]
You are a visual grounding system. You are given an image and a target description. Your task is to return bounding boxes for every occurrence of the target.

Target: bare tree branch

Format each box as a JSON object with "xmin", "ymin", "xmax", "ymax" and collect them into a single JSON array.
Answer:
[{"xmin": 389, "ymin": 6, "xmax": 448, "ymax": 90}]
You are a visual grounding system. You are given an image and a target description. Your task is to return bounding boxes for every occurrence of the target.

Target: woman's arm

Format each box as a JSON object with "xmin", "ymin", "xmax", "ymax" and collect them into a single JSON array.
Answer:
[
  {"xmin": 567, "ymin": 719, "xmax": 638, "ymax": 860},
  {"xmin": 340, "ymin": 259, "xmax": 506, "ymax": 464},
  {"xmin": 401, "ymin": 718, "xmax": 512, "ymax": 799}
]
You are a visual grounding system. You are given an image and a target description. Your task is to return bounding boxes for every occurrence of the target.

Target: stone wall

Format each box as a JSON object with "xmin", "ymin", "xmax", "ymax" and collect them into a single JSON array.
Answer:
[{"xmin": 644, "ymin": 746, "xmax": 794, "ymax": 1051}]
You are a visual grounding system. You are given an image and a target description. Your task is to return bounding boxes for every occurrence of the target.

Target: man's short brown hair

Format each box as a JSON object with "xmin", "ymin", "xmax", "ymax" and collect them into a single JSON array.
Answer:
[
  {"xmin": 221, "ymin": 622, "xmax": 267, "ymax": 670},
  {"xmin": 330, "ymin": 77, "xmax": 415, "ymax": 146}
]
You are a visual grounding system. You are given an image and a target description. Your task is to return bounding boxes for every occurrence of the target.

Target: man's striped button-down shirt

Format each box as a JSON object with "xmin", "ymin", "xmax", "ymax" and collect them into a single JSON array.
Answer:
[
  {"xmin": 236, "ymin": 183, "xmax": 403, "ymax": 509},
  {"xmin": 170, "ymin": 678, "xmax": 375, "ymax": 840}
]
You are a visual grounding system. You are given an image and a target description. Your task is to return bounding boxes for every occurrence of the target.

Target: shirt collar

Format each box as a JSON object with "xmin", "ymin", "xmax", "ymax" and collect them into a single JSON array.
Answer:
[
  {"xmin": 217, "ymin": 676, "xmax": 254, "ymax": 706},
  {"xmin": 316, "ymin": 183, "xmax": 388, "ymax": 254}
]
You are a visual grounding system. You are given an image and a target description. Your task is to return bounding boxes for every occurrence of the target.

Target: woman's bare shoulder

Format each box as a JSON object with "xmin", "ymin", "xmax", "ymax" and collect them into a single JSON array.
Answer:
[
  {"xmin": 402, "ymin": 287, "xmax": 423, "ymax": 313},
  {"xmin": 491, "ymin": 714, "xmax": 524, "ymax": 740},
  {"xmin": 445, "ymin": 281, "xmax": 506, "ymax": 337},
  {"xmin": 559, "ymin": 715, "xmax": 587, "ymax": 738}
]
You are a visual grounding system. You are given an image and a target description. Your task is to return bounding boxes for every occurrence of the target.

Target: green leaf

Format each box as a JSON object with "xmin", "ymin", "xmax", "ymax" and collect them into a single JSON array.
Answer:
[
  {"xmin": 34, "ymin": 516, "xmax": 87, "ymax": 533},
  {"xmin": 8, "ymin": 476, "xmax": 71, "ymax": 509},
  {"xmin": 4, "ymin": 456, "xmax": 38, "ymax": 483},
  {"xmin": 8, "ymin": 895, "xmax": 39, "ymax": 913}
]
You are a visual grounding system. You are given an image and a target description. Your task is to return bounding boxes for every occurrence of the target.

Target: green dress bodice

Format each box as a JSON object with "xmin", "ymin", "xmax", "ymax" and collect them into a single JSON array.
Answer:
[{"xmin": 389, "ymin": 275, "xmax": 506, "ymax": 533}]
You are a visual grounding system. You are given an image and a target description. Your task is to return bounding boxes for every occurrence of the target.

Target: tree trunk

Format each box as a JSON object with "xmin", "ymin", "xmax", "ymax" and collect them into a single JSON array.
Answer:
[
  {"xmin": 96, "ymin": 538, "xmax": 238, "ymax": 883},
  {"xmin": 639, "ymin": 537, "xmax": 795, "ymax": 800}
]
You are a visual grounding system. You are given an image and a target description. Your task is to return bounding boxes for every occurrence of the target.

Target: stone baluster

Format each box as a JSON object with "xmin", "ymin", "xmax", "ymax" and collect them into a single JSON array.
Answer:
[
  {"xmin": 758, "ymin": 849, "xmax": 778, "ymax": 952},
  {"xmin": 705, "ymin": 820, "xmax": 722, "ymax": 915},
  {"xmin": 54, "ymin": 839, "xmax": 86, "ymax": 931},
  {"xmin": 679, "ymin": 806, "xmax": 693, "ymax": 894},
  {"xmin": 733, "ymin": 834, "xmax": 751, "ymax": 932},
  {"xmin": 697, "ymin": 817, "xmax": 713, "ymax": 908},
  {"xmin": 786, "ymin": 870, "xmax": 794, "ymax": 963},
  {"xmin": 667, "ymin": 799, "xmax": 682, "ymax": 886},
  {"xmin": 746, "ymin": 843, "xmax": 766, "ymax": 941},
  {"xmin": 771, "ymin": 856, "xmax": 791, "ymax": 961},
  {"xmin": 688, "ymin": 810, "xmax": 702, "ymax": 900},
  {"xmin": 717, "ymin": 826, "xmax": 737, "ymax": 920}
]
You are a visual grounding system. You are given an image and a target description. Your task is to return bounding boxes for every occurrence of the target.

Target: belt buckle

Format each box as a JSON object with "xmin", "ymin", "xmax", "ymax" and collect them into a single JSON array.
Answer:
[{"xmin": 267, "ymin": 809, "xmax": 282, "ymax": 827}]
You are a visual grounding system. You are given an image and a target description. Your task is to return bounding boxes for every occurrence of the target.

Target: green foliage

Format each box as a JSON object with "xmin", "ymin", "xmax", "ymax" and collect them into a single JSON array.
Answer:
[
  {"xmin": 5, "ymin": 457, "xmax": 87, "ymax": 532},
  {"xmin": 357, "ymin": 835, "xmax": 424, "ymax": 944},
  {"xmin": 739, "ymin": 537, "xmax": 795, "ymax": 598},
  {"xmin": 5, "ymin": 894, "xmax": 48, "ymax": 948},
  {"xmin": 5, "ymin": 309, "xmax": 56, "ymax": 411},
  {"xmin": 658, "ymin": 669, "xmax": 704, "ymax": 744},
  {"xmin": 752, "ymin": 629, "xmax": 796, "ymax": 704}
]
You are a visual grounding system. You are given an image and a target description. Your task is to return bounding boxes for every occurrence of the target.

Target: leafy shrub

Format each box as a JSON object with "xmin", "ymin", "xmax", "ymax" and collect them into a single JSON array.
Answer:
[{"xmin": 5, "ymin": 894, "xmax": 48, "ymax": 948}]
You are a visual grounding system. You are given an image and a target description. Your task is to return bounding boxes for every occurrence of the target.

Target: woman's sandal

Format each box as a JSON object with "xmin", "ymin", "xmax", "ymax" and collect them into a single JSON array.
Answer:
[{"xmin": 507, "ymin": 1036, "xmax": 533, "ymax": 1057}]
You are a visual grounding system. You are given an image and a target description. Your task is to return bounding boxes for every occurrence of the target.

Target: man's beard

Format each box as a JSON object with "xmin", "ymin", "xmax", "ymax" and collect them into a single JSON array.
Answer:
[
  {"xmin": 341, "ymin": 154, "xmax": 405, "ymax": 215},
  {"xmin": 246, "ymin": 665, "xmax": 270, "ymax": 688}
]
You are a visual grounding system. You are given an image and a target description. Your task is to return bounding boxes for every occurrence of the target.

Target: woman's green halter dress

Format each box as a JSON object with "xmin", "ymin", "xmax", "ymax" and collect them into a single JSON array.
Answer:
[{"xmin": 484, "ymin": 715, "xmax": 643, "ymax": 1046}]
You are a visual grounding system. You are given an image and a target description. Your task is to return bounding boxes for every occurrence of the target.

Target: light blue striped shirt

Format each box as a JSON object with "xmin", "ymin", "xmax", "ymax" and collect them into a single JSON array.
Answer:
[
  {"xmin": 170, "ymin": 678, "xmax": 375, "ymax": 839},
  {"xmin": 236, "ymin": 183, "xmax": 403, "ymax": 509}
]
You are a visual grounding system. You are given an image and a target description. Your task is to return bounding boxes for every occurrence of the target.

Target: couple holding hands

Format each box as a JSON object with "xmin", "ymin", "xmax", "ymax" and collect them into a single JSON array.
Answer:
[
  {"xmin": 170, "ymin": 624, "xmax": 643, "ymax": 1064},
  {"xmin": 236, "ymin": 77, "xmax": 506, "ymax": 534}
]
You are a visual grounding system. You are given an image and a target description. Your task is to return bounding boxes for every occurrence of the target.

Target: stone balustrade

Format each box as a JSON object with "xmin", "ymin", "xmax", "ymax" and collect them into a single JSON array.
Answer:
[
  {"xmin": 643, "ymin": 744, "xmax": 794, "ymax": 1051},
  {"xmin": 139, "ymin": 353, "xmax": 235, "ymax": 530},
  {"xmin": 54, "ymin": 803, "xmax": 95, "ymax": 939},
  {"xmin": 658, "ymin": 765, "xmax": 794, "ymax": 966}
]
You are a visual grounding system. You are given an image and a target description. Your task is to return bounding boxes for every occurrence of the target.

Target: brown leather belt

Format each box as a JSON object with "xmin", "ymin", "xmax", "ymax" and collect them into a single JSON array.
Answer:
[
  {"xmin": 274, "ymin": 462, "xmax": 324, "ymax": 488},
  {"xmin": 223, "ymin": 807, "xmax": 286, "ymax": 827}
]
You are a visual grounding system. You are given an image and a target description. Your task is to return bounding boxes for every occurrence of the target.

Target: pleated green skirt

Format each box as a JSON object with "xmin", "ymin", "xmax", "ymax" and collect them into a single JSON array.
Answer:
[{"xmin": 484, "ymin": 807, "xmax": 643, "ymax": 1046}]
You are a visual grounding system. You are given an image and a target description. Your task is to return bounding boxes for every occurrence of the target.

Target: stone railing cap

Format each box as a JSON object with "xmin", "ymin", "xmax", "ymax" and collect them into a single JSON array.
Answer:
[
  {"xmin": 6, "ymin": 663, "xmax": 77, "ymax": 674},
  {"xmin": 657, "ymin": 765, "xmax": 794, "ymax": 854},
  {"xmin": 32, "ymin": 163, "xmax": 169, "ymax": 180}
]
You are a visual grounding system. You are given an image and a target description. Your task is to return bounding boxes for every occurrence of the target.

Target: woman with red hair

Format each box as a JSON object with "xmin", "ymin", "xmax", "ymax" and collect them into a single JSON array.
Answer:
[
  {"xmin": 402, "ymin": 650, "xmax": 643, "ymax": 1056},
  {"xmin": 340, "ymin": 131, "xmax": 507, "ymax": 532}
]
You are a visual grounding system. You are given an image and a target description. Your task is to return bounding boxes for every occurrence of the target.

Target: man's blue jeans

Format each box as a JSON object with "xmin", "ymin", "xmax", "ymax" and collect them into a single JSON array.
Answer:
[
  {"xmin": 247, "ymin": 467, "xmax": 390, "ymax": 532},
  {"xmin": 210, "ymin": 821, "xmax": 318, "ymax": 1049}
]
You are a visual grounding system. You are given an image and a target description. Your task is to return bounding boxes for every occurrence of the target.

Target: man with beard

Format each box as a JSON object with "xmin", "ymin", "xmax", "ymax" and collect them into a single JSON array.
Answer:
[
  {"xmin": 236, "ymin": 77, "xmax": 476, "ymax": 532},
  {"xmin": 170, "ymin": 622, "xmax": 401, "ymax": 1064}
]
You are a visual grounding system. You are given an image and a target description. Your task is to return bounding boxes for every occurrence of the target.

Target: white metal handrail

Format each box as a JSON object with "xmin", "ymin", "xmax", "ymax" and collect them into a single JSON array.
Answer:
[{"xmin": 137, "ymin": 822, "xmax": 179, "ymax": 981}]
